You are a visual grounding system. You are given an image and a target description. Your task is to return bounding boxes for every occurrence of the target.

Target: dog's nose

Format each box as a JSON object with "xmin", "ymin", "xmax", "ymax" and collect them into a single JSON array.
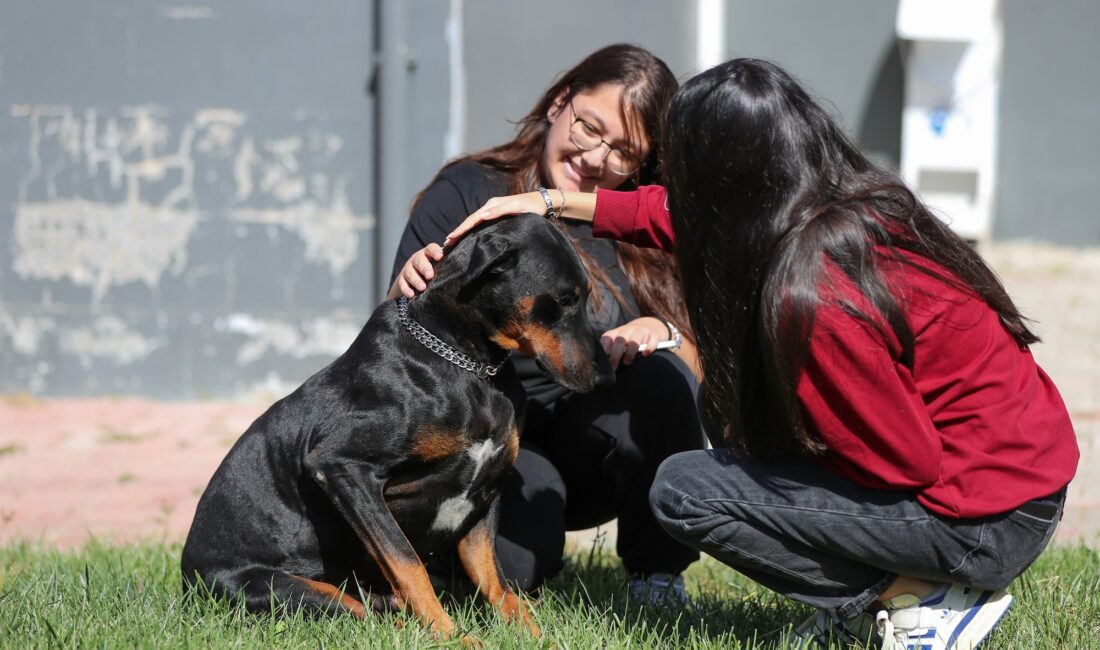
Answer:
[{"xmin": 594, "ymin": 369, "xmax": 616, "ymax": 389}]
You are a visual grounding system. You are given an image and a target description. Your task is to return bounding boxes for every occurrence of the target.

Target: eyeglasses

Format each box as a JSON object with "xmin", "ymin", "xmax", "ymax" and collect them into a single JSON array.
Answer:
[{"xmin": 568, "ymin": 101, "xmax": 642, "ymax": 177}]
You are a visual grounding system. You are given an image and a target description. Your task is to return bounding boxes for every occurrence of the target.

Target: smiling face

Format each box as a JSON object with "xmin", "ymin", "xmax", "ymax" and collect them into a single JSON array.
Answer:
[{"xmin": 540, "ymin": 84, "xmax": 650, "ymax": 193}]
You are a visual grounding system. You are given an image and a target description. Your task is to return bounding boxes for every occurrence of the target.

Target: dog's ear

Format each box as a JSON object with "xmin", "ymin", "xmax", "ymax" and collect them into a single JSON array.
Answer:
[{"xmin": 456, "ymin": 232, "xmax": 518, "ymax": 302}]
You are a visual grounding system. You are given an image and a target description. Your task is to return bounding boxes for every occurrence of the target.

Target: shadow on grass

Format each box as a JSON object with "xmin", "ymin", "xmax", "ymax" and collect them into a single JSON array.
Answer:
[{"xmin": 528, "ymin": 549, "xmax": 818, "ymax": 649}]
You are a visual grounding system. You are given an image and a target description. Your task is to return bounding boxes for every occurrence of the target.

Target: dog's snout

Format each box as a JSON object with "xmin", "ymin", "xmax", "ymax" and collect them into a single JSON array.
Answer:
[{"xmin": 592, "ymin": 342, "xmax": 615, "ymax": 389}]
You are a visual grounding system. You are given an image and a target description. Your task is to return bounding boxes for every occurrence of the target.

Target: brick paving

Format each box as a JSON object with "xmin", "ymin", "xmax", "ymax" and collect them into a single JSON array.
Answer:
[{"xmin": 0, "ymin": 242, "xmax": 1097, "ymax": 549}]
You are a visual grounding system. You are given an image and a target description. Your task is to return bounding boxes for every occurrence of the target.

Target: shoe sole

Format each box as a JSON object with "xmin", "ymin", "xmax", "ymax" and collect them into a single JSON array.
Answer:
[{"xmin": 946, "ymin": 590, "xmax": 1014, "ymax": 650}]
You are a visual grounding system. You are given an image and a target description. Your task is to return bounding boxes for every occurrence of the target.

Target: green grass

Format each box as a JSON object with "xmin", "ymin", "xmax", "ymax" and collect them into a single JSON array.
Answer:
[{"xmin": 0, "ymin": 542, "xmax": 1096, "ymax": 648}]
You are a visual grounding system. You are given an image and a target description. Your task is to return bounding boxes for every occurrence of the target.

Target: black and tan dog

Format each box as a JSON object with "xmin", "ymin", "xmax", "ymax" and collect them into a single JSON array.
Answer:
[{"xmin": 181, "ymin": 214, "xmax": 613, "ymax": 642}]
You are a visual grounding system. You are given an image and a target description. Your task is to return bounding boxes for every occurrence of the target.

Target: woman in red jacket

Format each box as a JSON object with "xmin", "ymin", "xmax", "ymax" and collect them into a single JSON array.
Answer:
[{"xmin": 442, "ymin": 58, "xmax": 1078, "ymax": 650}]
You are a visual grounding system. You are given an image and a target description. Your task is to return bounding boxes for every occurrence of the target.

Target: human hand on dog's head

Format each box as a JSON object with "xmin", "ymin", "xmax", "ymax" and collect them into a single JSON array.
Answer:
[
  {"xmin": 386, "ymin": 243, "xmax": 445, "ymax": 300},
  {"xmin": 443, "ymin": 192, "xmax": 550, "ymax": 247}
]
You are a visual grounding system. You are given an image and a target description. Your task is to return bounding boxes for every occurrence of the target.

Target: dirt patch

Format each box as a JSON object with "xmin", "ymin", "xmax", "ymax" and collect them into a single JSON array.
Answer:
[{"xmin": 0, "ymin": 395, "xmax": 265, "ymax": 547}]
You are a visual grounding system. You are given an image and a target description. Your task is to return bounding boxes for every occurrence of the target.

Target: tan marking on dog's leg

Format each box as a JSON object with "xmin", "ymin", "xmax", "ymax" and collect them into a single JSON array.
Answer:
[
  {"xmin": 457, "ymin": 523, "xmax": 540, "ymax": 638},
  {"xmin": 290, "ymin": 576, "xmax": 368, "ymax": 619},
  {"xmin": 382, "ymin": 555, "xmax": 462, "ymax": 637}
]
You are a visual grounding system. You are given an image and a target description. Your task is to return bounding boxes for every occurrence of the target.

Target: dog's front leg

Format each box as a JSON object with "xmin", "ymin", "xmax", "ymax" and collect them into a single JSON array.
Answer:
[
  {"xmin": 304, "ymin": 452, "xmax": 469, "ymax": 642},
  {"xmin": 457, "ymin": 497, "xmax": 540, "ymax": 638}
]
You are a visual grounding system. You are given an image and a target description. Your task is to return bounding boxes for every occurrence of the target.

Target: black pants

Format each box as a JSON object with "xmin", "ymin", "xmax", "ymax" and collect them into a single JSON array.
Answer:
[
  {"xmin": 649, "ymin": 449, "xmax": 1066, "ymax": 619},
  {"xmin": 496, "ymin": 351, "xmax": 706, "ymax": 591}
]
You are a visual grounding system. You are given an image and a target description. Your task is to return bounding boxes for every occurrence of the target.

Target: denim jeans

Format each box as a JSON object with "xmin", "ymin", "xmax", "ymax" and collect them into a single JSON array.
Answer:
[{"xmin": 649, "ymin": 449, "xmax": 1065, "ymax": 620}]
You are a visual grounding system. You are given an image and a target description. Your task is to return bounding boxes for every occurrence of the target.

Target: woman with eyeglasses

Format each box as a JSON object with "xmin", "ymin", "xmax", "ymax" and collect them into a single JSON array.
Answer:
[
  {"xmin": 442, "ymin": 58, "xmax": 1078, "ymax": 649},
  {"xmin": 388, "ymin": 44, "xmax": 705, "ymax": 600}
]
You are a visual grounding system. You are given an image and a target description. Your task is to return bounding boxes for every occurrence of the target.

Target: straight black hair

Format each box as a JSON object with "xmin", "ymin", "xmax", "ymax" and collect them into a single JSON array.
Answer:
[{"xmin": 662, "ymin": 58, "xmax": 1037, "ymax": 458}]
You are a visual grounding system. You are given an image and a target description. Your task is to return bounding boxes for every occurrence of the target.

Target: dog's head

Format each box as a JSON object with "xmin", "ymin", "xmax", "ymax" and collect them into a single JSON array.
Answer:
[{"xmin": 433, "ymin": 215, "xmax": 614, "ymax": 393}]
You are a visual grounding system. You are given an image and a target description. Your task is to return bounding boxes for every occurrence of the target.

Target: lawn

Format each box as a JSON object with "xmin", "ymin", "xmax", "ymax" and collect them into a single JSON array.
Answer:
[{"xmin": 0, "ymin": 541, "xmax": 1096, "ymax": 648}]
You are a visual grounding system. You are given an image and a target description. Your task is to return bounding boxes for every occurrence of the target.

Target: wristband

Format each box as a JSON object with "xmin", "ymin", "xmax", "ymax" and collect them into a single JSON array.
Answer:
[
  {"xmin": 556, "ymin": 187, "xmax": 567, "ymax": 216},
  {"xmin": 663, "ymin": 320, "xmax": 683, "ymax": 351},
  {"xmin": 537, "ymin": 187, "xmax": 558, "ymax": 219}
]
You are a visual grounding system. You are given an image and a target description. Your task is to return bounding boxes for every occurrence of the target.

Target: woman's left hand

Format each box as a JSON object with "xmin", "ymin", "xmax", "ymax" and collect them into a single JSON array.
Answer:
[{"xmin": 600, "ymin": 317, "xmax": 669, "ymax": 370}]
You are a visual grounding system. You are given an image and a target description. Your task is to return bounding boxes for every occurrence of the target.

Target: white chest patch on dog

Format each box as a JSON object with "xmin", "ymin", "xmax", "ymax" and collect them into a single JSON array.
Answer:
[
  {"xmin": 466, "ymin": 439, "xmax": 500, "ymax": 480},
  {"xmin": 429, "ymin": 439, "xmax": 502, "ymax": 533},
  {"xmin": 432, "ymin": 496, "xmax": 475, "ymax": 532}
]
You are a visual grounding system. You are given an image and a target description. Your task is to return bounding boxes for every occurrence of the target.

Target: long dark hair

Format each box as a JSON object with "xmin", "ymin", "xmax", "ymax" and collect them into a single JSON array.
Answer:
[
  {"xmin": 662, "ymin": 58, "xmax": 1037, "ymax": 458},
  {"xmin": 424, "ymin": 44, "xmax": 691, "ymax": 341}
]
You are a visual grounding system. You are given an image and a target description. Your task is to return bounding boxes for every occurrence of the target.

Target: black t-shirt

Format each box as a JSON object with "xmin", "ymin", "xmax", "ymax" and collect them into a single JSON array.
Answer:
[{"xmin": 390, "ymin": 161, "xmax": 641, "ymax": 404}]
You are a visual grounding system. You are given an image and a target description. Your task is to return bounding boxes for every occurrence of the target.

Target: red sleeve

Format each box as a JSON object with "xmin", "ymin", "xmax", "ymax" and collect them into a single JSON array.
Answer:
[
  {"xmin": 797, "ymin": 292, "xmax": 943, "ymax": 491},
  {"xmin": 591, "ymin": 185, "xmax": 675, "ymax": 252}
]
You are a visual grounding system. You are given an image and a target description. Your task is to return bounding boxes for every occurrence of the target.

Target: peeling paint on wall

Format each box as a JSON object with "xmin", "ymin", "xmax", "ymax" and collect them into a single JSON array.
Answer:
[
  {"xmin": 215, "ymin": 313, "xmax": 361, "ymax": 365},
  {"xmin": 0, "ymin": 1, "xmax": 376, "ymax": 398},
  {"xmin": 10, "ymin": 104, "xmax": 373, "ymax": 290},
  {"xmin": 230, "ymin": 173, "xmax": 375, "ymax": 276},
  {"xmin": 59, "ymin": 316, "xmax": 164, "ymax": 366},
  {"xmin": 14, "ymin": 200, "xmax": 200, "ymax": 301},
  {"xmin": 160, "ymin": 6, "xmax": 216, "ymax": 20},
  {"xmin": 0, "ymin": 310, "xmax": 57, "ymax": 356}
]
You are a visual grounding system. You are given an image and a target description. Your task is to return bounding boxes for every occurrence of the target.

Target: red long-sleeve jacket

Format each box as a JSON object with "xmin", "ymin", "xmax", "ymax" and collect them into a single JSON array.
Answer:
[{"xmin": 593, "ymin": 187, "xmax": 1079, "ymax": 518}]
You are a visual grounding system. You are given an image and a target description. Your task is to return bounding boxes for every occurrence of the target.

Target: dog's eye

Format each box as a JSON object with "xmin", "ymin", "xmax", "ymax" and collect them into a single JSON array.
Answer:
[
  {"xmin": 558, "ymin": 291, "xmax": 580, "ymax": 309},
  {"xmin": 531, "ymin": 295, "xmax": 563, "ymax": 323}
]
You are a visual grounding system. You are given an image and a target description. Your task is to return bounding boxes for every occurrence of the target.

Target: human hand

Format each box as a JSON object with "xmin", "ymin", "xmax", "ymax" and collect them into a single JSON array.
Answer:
[
  {"xmin": 443, "ymin": 192, "xmax": 547, "ymax": 246},
  {"xmin": 387, "ymin": 243, "xmax": 445, "ymax": 300},
  {"xmin": 599, "ymin": 317, "xmax": 670, "ymax": 370}
]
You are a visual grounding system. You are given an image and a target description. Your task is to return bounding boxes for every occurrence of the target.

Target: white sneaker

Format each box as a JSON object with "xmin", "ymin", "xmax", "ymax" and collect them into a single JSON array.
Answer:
[
  {"xmin": 792, "ymin": 608, "xmax": 876, "ymax": 648},
  {"xmin": 627, "ymin": 572, "xmax": 690, "ymax": 606},
  {"xmin": 875, "ymin": 584, "xmax": 1014, "ymax": 650}
]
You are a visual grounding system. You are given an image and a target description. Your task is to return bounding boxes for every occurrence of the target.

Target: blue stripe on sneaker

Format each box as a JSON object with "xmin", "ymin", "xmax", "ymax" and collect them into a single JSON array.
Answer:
[{"xmin": 945, "ymin": 590, "xmax": 992, "ymax": 649}]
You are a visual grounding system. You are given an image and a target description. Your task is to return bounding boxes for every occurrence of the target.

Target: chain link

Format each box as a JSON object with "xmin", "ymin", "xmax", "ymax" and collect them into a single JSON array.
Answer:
[{"xmin": 397, "ymin": 297, "xmax": 505, "ymax": 380}]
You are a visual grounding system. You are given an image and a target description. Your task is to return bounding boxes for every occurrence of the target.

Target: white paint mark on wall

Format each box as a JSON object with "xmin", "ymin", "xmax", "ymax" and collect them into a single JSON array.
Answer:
[
  {"xmin": 216, "ymin": 314, "xmax": 361, "ymax": 365},
  {"xmin": 0, "ymin": 310, "xmax": 56, "ymax": 355},
  {"xmin": 195, "ymin": 109, "xmax": 245, "ymax": 157},
  {"xmin": 13, "ymin": 200, "xmax": 199, "ymax": 302},
  {"xmin": 233, "ymin": 136, "xmax": 256, "ymax": 200},
  {"xmin": 235, "ymin": 371, "xmax": 298, "ymax": 403},
  {"xmin": 161, "ymin": 6, "xmax": 216, "ymax": 20},
  {"xmin": 59, "ymin": 316, "xmax": 163, "ymax": 366},
  {"xmin": 12, "ymin": 104, "xmax": 372, "ymax": 294},
  {"xmin": 231, "ymin": 178, "xmax": 375, "ymax": 275}
]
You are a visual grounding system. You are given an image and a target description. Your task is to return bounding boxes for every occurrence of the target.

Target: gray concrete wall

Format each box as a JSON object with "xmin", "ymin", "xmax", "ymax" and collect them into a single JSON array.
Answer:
[
  {"xmin": 0, "ymin": 1, "xmax": 375, "ymax": 397},
  {"xmin": 722, "ymin": 0, "xmax": 904, "ymax": 168},
  {"xmin": 2, "ymin": 0, "xmax": 1096, "ymax": 399},
  {"xmin": 994, "ymin": 0, "xmax": 1100, "ymax": 245},
  {"xmin": 374, "ymin": 0, "xmax": 454, "ymax": 299}
]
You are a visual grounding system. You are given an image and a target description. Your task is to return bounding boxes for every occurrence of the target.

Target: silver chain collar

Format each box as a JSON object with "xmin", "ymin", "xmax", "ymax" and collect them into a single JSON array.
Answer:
[{"xmin": 396, "ymin": 297, "xmax": 506, "ymax": 380}]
